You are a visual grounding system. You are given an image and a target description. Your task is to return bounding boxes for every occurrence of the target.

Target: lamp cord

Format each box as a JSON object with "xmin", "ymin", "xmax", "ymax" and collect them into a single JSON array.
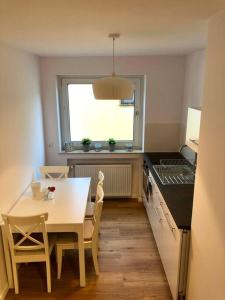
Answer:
[{"xmin": 112, "ymin": 37, "xmax": 115, "ymax": 76}]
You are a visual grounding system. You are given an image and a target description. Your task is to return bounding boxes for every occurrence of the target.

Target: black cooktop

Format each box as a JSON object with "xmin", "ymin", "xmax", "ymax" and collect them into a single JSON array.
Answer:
[{"xmin": 144, "ymin": 152, "xmax": 194, "ymax": 230}]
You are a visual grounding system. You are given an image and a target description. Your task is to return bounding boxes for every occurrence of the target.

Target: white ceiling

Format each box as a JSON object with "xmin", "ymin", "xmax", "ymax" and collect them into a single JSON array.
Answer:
[{"xmin": 0, "ymin": 0, "xmax": 225, "ymax": 56}]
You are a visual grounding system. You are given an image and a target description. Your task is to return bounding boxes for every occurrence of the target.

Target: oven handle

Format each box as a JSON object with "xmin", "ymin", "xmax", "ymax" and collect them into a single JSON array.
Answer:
[
  {"xmin": 143, "ymin": 168, "xmax": 149, "ymax": 198},
  {"xmin": 143, "ymin": 167, "xmax": 148, "ymax": 176},
  {"xmin": 148, "ymin": 177, "xmax": 152, "ymax": 195},
  {"xmin": 143, "ymin": 164, "xmax": 153, "ymax": 196}
]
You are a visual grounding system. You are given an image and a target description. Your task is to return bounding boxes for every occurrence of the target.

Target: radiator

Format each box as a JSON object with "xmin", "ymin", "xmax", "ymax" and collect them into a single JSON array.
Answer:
[{"xmin": 74, "ymin": 164, "xmax": 132, "ymax": 197}]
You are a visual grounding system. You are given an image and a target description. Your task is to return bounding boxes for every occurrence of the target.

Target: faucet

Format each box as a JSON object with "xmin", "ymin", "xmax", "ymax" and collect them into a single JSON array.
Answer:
[{"xmin": 180, "ymin": 144, "xmax": 197, "ymax": 167}]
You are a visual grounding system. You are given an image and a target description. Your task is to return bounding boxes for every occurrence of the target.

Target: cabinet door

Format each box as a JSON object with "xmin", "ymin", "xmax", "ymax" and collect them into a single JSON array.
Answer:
[{"xmin": 149, "ymin": 194, "xmax": 163, "ymax": 243}]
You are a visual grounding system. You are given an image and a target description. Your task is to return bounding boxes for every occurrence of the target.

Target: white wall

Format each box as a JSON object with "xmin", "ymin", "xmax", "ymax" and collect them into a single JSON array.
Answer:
[
  {"xmin": 40, "ymin": 55, "xmax": 185, "ymax": 160},
  {"xmin": 187, "ymin": 11, "xmax": 225, "ymax": 300},
  {"xmin": 0, "ymin": 44, "xmax": 45, "ymax": 298},
  {"xmin": 180, "ymin": 49, "xmax": 205, "ymax": 144}
]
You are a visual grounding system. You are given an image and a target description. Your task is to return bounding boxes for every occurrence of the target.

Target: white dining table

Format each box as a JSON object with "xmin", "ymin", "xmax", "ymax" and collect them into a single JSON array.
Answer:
[{"xmin": 1, "ymin": 177, "xmax": 91, "ymax": 288}]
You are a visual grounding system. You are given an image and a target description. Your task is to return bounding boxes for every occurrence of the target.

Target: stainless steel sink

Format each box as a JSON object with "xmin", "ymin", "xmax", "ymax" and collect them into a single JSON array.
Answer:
[{"xmin": 153, "ymin": 164, "xmax": 195, "ymax": 185}]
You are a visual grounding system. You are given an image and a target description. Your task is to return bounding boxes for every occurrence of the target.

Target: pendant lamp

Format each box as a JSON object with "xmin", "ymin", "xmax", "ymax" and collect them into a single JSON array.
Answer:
[{"xmin": 92, "ymin": 33, "xmax": 134, "ymax": 100}]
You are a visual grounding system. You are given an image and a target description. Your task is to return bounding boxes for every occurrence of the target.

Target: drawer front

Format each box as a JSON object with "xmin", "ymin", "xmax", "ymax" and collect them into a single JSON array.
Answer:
[{"xmin": 148, "ymin": 192, "xmax": 163, "ymax": 249}]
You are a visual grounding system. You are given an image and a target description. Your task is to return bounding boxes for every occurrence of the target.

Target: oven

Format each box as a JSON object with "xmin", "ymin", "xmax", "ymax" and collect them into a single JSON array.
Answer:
[{"xmin": 142, "ymin": 160, "xmax": 152, "ymax": 204}]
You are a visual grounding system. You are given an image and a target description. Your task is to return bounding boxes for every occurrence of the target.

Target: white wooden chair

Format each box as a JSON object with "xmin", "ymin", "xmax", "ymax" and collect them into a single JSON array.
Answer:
[
  {"xmin": 56, "ymin": 185, "xmax": 104, "ymax": 279},
  {"xmin": 85, "ymin": 171, "xmax": 104, "ymax": 219},
  {"xmin": 1, "ymin": 213, "xmax": 55, "ymax": 294},
  {"xmin": 97, "ymin": 171, "xmax": 104, "ymax": 187},
  {"xmin": 40, "ymin": 166, "xmax": 69, "ymax": 179}
]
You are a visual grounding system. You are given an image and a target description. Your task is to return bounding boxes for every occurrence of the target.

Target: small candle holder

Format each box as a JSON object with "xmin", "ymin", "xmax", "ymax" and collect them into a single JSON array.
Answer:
[{"xmin": 31, "ymin": 181, "xmax": 42, "ymax": 200}]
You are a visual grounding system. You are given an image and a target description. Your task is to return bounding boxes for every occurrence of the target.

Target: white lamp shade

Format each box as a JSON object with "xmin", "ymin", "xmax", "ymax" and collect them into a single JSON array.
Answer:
[{"xmin": 93, "ymin": 76, "xmax": 134, "ymax": 100}]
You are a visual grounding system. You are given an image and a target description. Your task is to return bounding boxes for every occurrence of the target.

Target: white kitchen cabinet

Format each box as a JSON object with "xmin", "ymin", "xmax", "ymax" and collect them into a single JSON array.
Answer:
[
  {"xmin": 157, "ymin": 192, "xmax": 182, "ymax": 300},
  {"xmin": 145, "ymin": 171, "xmax": 190, "ymax": 300}
]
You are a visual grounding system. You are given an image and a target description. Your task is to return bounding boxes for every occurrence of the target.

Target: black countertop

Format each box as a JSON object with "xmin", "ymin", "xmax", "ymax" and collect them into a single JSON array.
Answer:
[{"xmin": 144, "ymin": 152, "xmax": 194, "ymax": 230}]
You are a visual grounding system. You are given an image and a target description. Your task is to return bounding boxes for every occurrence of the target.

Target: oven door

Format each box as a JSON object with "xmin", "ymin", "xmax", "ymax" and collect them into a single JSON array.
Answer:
[{"xmin": 143, "ymin": 164, "xmax": 152, "ymax": 203}]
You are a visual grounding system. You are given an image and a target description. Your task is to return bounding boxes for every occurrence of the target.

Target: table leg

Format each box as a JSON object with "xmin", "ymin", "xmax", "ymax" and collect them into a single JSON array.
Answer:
[
  {"xmin": 88, "ymin": 185, "xmax": 91, "ymax": 202},
  {"xmin": 1, "ymin": 225, "xmax": 14, "ymax": 288},
  {"xmin": 77, "ymin": 225, "xmax": 86, "ymax": 287}
]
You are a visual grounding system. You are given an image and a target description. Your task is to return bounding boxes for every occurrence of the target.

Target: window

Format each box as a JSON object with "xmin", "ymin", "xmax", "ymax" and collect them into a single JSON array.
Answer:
[{"xmin": 58, "ymin": 76, "xmax": 144, "ymax": 150}]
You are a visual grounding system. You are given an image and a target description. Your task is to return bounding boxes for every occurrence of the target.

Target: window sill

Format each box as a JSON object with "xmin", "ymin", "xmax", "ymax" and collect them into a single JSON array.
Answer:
[{"xmin": 59, "ymin": 149, "xmax": 143, "ymax": 155}]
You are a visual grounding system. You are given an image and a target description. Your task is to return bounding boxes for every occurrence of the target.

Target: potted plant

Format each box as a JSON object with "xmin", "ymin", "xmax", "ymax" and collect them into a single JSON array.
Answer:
[
  {"xmin": 81, "ymin": 138, "xmax": 91, "ymax": 152},
  {"xmin": 108, "ymin": 138, "xmax": 116, "ymax": 152}
]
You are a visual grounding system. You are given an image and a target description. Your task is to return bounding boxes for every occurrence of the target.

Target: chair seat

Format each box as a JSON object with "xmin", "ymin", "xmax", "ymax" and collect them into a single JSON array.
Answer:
[
  {"xmin": 85, "ymin": 202, "xmax": 94, "ymax": 218},
  {"xmin": 57, "ymin": 220, "xmax": 94, "ymax": 245}
]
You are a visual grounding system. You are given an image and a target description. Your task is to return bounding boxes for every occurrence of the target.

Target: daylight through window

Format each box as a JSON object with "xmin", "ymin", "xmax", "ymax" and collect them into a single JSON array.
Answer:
[{"xmin": 68, "ymin": 84, "xmax": 134, "ymax": 141}]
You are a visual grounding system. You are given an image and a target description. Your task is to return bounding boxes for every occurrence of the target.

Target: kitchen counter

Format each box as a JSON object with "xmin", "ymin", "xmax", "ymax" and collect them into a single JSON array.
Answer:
[{"xmin": 144, "ymin": 152, "xmax": 194, "ymax": 229}]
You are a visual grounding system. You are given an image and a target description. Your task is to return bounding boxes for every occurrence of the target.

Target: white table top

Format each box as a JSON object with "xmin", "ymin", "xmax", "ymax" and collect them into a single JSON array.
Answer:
[{"xmin": 8, "ymin": 178, "xmax": 91, "ymax": 231}]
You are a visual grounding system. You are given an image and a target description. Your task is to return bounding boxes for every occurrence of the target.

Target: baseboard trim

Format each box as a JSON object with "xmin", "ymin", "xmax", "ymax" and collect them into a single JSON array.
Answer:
[
  {"xmin": 0, "ymin": 283, "xmax": 9, "ymax": 300},
  {"xmin": 131, "ymin": 194, "xmax": 142, "ymax": 202}
]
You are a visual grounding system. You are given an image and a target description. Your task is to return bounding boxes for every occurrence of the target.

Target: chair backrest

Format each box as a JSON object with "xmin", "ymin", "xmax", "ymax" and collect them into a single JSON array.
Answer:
[
  {"xmin": 95, "ymin": 182, "xmax": 105, "ymax": 204},
  {"xmin": 2, "ymin": 213, "xmax": 49, "ymax": 256},
  {"xmin": 92, "ymin": 185, "xmax": 104, "ymax": 242},
  {"xmin": 40, "ymin": 166, "xmax": 69, "ymax": 179},
  {"xmin": 95, "ymin": 171, "xmax": 104, "ymax": 204},
  {"xmin": 98, "ymin": 171, "xmax": 104, "ymax": 187}
]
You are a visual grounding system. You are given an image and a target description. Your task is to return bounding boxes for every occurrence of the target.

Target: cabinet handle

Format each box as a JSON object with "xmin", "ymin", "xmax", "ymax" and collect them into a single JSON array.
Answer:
[
  {"xmin": 154, "ymin": 207, "xmax": 163, "ymax": 222},
  {"xmin": 160, "ymin": 202, "xmax": 175, "ymax": 231},
  {"xmin": 164, "ymin": 213, "xmax": 176, "ymax": 237}
]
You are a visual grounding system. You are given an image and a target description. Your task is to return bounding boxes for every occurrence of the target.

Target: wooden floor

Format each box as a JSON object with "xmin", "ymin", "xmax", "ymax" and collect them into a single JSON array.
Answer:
[{"xmin": 5, "ymin": 199, "xmax": 172, "ymax": 300}]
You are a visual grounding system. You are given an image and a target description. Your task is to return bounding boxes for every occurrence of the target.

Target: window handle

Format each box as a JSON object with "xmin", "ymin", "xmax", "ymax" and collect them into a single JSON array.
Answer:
[{"xmin": 135, "ymin": 110, "xmax": 139, "ymax": 119}]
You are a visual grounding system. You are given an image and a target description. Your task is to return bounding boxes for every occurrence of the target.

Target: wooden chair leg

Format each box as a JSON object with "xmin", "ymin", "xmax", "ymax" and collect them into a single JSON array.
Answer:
[
  {"xmin": 97, "ymin": 237, "xmax": 100, "ymax": 254},
  {"xmin": 12, "ymin": 262, "xmax": 19, "ymax": 294},
  {"xmin": 92, "ymin": 246, "xmax": 99, "ymax": 275},
  {"xmin": 56, "ymin": 246, "xmax": 63, "ymax": 279},
  {"xmin": 46, "ymin": 259, "xmax": 51, "ymax": 293},
  {"xmin": 55, "ymin": 246, "xmax": 58, "ymax": 264}
]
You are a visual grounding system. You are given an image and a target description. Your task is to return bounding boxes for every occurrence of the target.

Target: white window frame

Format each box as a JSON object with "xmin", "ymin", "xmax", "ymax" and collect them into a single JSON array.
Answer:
[{"xmin": 58, "ymin": 75, "xmax": 144, "ymax": 150}]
